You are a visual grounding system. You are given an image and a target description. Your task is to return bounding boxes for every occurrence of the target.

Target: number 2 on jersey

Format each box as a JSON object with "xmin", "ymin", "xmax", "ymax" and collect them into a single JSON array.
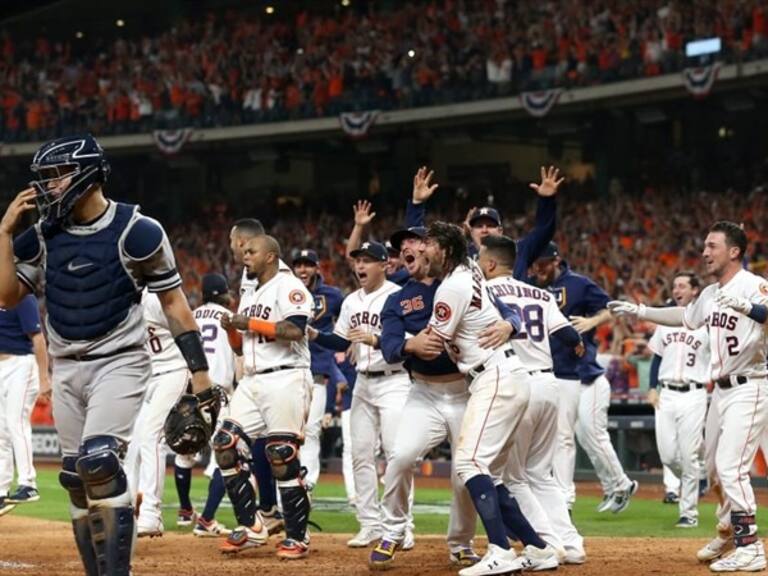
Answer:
[{"xmin": 201, "ymin": 324, "xmax": 218, "ymax": 353}]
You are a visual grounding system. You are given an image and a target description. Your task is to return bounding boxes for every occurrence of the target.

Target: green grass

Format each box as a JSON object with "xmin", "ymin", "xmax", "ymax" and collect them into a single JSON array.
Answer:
[{"xmin": 11, "ymin": 469, "xmax": 718, "ymax": 538}]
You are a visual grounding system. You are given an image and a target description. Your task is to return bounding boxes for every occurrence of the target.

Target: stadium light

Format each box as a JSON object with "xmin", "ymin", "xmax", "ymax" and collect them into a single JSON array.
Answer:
[
  {"xmin": 75, "ymin": 31, "xmax": 84, "ymax": 39},
  {"xmin": 265, "ymin": 5, "xmax": 275, "ymax": 14},
  {"xmin": 116, "ymin": 19, "xmax": 125, "ymax": 28},
  {"xmin": 685, "ymin": 37, "xmax": 721, "ymax": 57},
  {"xmin": 296, "ymin": 48, "xmax": 304, "ymax": 55},
  {"xmin": 407, "ymin": 49, "xmax": 416, "ymax": 58},
  {"xmin": 341, "ymin": 0, "xmax": 351, "ymax": 6}
]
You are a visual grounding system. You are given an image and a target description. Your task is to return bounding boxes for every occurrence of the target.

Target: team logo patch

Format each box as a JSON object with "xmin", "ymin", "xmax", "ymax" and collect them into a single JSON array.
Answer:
[
  {"xmin": 761, "ymin": 283, "xmax": 768, "ymax": 296},
  {"xmin": 289, "ymin": 289, "xmax": 307, "ymax": 305},
  {"xmin": 434, "ymin": 302, "xmax": 452, "ymax": 322}
]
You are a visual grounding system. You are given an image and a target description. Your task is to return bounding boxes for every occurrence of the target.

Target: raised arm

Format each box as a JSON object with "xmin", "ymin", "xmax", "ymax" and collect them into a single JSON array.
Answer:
[
  {"xmin": 0, "ymin": 189, "xmax": 37, "ymax": 308},
  {"xmin": 345, "ymin": 200, "xmax": 376, "ymax": 264},
  {"xmin": 405, "ymin": 166, "xmax": 439, "ymax": 228}
]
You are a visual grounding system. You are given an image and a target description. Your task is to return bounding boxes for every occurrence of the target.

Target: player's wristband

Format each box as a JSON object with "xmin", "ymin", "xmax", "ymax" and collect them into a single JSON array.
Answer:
[
  {"xmin": 247, "ymin": 318, "xmax": 277, "ymax": 338},
  {"xmin": 175, "ymin": 330, "xmax": 209, "ymax": 373}
]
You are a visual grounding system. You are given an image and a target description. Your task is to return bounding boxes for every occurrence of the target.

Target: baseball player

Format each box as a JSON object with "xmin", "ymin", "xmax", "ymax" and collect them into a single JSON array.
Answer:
[
  {"xmin": 228, "ymin": 218, "xmax": 283, "ymax": 533},
  {"xmin": 124, "ymin": 288, "xmax": 190, "ymax": 537},
  {"xmin": 292, "ymin": 248, "xmax": 344, "ymax": 491},
  {"xmin": 334, "ymin": 352, "xmax": 358, "ymax": 505},
  {"xmin": 480, "ymin": 235, "xmax": 587, "ymax": 565},
  {"xmin": 610, "ymin": 221, "xmax": 768, "ymax": 572},
  {"xmin": 409, "ymin": 221, "xmax": 558, "ymax": 576},
  {"xmin": 216, "ymin": 234, "xmax": 314, "ymax": 559},
  {"xmin": 646, "ymin": 272, "xmax": 710, "ymax": 528},
  {"xmin": 0, "ymin": 293, "xmax": 50, "ymax": 512},
  {"xmin": 0, "ymin": 134, "xmax": 212, "ymax": 576},
  {"xmin": 173, "ymin": 273, "xmax": 237, "ymax": 537},
  {"xmin": 309, "ymin": 241, "xmax": 412, "ymax": 548},
  {"xmin": 532, "ymin": 241, "xmax": 638, "ymax": 513}
]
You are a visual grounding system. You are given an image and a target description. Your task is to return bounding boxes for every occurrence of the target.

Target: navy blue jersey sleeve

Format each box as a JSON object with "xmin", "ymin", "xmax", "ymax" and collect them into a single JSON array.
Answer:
[
  {"xmin": 124, "ymin": 215, "xmax": 182, "ymax": 293},
  {"xmin": 387, "ymin": 267, "xmax": 410, "ymax": 286},
  {"xmin": 649, "ymin": 354, "xmax": 661, "ymax": 389},
  {"xmin": 580, "ymin": 276, "xmax": 611, "ymax": 315},
  {"xmin": 380, "ymin": 292, "xmax": 407, "ymax": 364},
  {"xmin": 551, "ymin": 324, "xmax": 580, "ymax": 347},
  {"xmin": 13, "ymin": 225, "xmax": 43, "ymax": 291},
  {"xmin": 491, "ymin": 295, "xmax": 522, "ymax": 334},
  {"xmin": 314, "ymin": 331, "xmax": 351, "ymax": 351},
  {"xmin": 16, "ymin": 294, "xmax": 41, "ymax": 335},
  {"xmin": 513, "ymin": 196, "xmax": 556, "ymax": 280},
  {"xmin": 285, "ymin": 315, "xmax": 308, "ymax": 331},
  {"xmin": 405, "ymin": 199, "xmax": 426, "ymax": 228}
]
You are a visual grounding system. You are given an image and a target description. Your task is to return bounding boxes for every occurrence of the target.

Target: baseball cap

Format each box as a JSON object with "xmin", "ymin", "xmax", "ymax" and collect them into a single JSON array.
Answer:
[
  {"xmin": 384, "ymin": 240, "xmax": 399, "ymax": 256},
  {"xmin": 202, "ymin": 273, "xmax": 229, "ymax": 300},
  {"xmin": 469, "ymin": 207, "xmax": 502, "ymax": 227},
  {"xmin": 293, "ymin": 248, "xmax": 319, "ymax": 266},
  {"xmin": 349, "ymin": 241, "xmax": 388, "ymax": 262},
  {"xmin": 537, "ymin": 241, "xmax": 560, "ymax": 259},
  {"xmin": 389, "ymin": 226, "xmax": 427, "ymax": 251}
]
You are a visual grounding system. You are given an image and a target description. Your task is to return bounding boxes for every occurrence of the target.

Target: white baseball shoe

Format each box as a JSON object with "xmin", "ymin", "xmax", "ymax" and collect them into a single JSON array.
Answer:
[
  {"xmin": 137, "ymin": 517, "xmax": 163, "ymax": 538},
  {"xmin": 609, "ymin": 480, "xmax": 639, "ymax": 514},
  {"xmin": 193, "ymin": 517, "xmax": 231, "ymax": 537},
  {"xmin": 698, "ymin": 525, "xmax": 734, "ymax": 562},
  {"xmin": 709, "ymin": 542, "xmax": 766, "ymax": 572},
  {"xmin": 220, "ymin": 521, "xmax": 269, "ymax": 553},
  {"xmin": 458, "ymin": 544, "xmax": 520, "ymax": 576},
  {"xmin": 596, "ymin": 494, "xmax": 613, "ymax": 513},
  {"xmin": 563, "ymin": 545, "xmax": 586, "ymax": 565},
  {"xmin": 401, "ymin": 526, "xmax": 415, "ymax": 551},
  {"xmin": 509, "ymin": 544, "xmax": 560, "ymax": 571},
  {"xmin": 347, "ymin": 526, "xmax": 383, "ymax": 548}
]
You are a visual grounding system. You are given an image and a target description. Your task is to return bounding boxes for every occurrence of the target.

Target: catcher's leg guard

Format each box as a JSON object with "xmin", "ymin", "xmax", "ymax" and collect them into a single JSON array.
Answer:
[
  {"xmin": 59, "ymin": 456, "xmax": 98, "ymax": 576},
  {"xmin": 266, "ymin": 435, "xmax": 310, "ymax": 541},
  {"xmin": 76, "ymin": 437, "xmax": 134, "ymax": 576},
  {"xmin": 214, "ymin": 420, "xmax": 260, "ymax": 528}
]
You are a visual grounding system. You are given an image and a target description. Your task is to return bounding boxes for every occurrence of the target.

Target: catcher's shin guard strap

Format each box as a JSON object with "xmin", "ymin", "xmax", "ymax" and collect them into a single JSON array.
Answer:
[
  {"xmin": 222, "ymin": 468, "xmax": 259, "ymax": 528},
  {"xmin": 88, "ymin": 506, "xmax": 134, "ymax": 576},
  {"xmin": 280, "ymin": 483, "xmax": 311, "ymax": 542},
  {"xmin": 72, "ymin": 514, "xmax": 99, "ymax": 576},
  {"xmin": 175, "ymin": 330, "xmax": 209, "ymax": 373},
  {"xmin": 60, "ymin": 456, "xmax": 88, "ymax": 509},
  {"xmin": 213, "ymin": 420, "xmax": 250, "ymax": 471}
]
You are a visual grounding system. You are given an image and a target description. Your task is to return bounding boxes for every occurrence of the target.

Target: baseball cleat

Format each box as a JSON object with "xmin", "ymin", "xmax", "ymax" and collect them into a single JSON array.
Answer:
[
  {"xmin": 450, "ymin": 547, "xmax": 482, "ymax": 567},
  {"xmin": 458, "ymin": 544, "xmax": 520, "ymax": 576},
  {"xmin": 697, "ymin": 525, "xmax": 734, "ymax": 562},
  {"xmin": 402, "ymin": 527, "xmax": 415, "ymax": 551},
  {"xmin": 369, "ymin": 539, "xmax": 398, "ymax": 570},
  {"xmin": 509, "ymin": 544, "xmax": 560, "ymax": 572},
  {"xmin": 220, "ymin": 523, "xmax": 269, "ymax": 554},
  {"xmin": 260, "ymin": 506, "xmax": 285, "ymax": 535},
  {"xmin": 347, "ymin": 526, "xmax": 383, "ymax": 548},
  {"xmin": 663, "ymin": 492, "xmax": 679, "ymax": 504},
  {"xmin": 676, "ymin": 517, "xmax": 698, "ymax": 528},
  {"xmin": 137, "ymin": 518, "xmax": 164, "ymax": 538},
  {"xmin": 276, "ymin": 537, "xmax": 310, "ymax": 560},
  {"xmin": 176, "ymin": 508, "xmax": 196, "ymax": 527},
  {"xmin": 563, "ymin": 545, "xmax": 586, "ymax": 565},
  {"xmin": 596, "ymin": 494, "xmax": 613, "ymax": 513},
  {"xmin": 6, "ymin": 486, "xmax": 40, "ymax": 504},
  {"xmin": 609, "ymin": 480, "xmax": 639, "ymax": 514},
  {"xmin": 0, "ymin": 496, "xmax": 16, "ymax": 517},
  {"xmin": 193, "ymin": 517, "xmax": 231, "ymax": 537},
  {"xmin": 709, "ymin": 542, "xmax": 767, "ymax": 572}
]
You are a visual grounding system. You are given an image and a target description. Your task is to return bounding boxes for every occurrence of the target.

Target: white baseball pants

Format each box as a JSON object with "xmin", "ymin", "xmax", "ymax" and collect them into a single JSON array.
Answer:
[
  {"xmin": 0, "ymin": 355, "xmax": 39, "ymax": 494},
  {"xmin": 303, "ymin": 378, "xmax": 328, "ymax": 489},
  {"xmin": 350, "ymin": 371, "xmax": 410, "ymax": 530},
  {"xmin": 655, "ymin": 386, "xmax": 707, "ymax": 520},
  {"xmin": 504, "ymin": 371, "xmax": 582, "ymax": 552}
]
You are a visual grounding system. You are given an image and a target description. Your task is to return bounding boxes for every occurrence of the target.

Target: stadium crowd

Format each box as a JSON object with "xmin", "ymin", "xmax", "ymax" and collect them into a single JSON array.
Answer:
[{"xmin": 2, "ymin": 0, "xmax": 768, "ymax": 142}]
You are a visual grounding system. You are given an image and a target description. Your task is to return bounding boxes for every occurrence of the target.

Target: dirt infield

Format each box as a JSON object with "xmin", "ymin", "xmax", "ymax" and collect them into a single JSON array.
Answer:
[{"xmin": 0, "ymin": 515, "xmax": 717, "ymax": 576}]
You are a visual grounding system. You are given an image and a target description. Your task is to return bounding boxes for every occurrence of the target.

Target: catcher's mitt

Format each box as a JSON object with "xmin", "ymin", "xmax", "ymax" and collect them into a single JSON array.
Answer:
[{"xmin": 164, "ymin": 385, "xmax": 225, "ymax": 455}]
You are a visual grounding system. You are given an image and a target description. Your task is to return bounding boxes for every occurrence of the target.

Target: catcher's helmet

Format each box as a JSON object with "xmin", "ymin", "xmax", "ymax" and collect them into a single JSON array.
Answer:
[{"xmin": 30, "ymin": 133, "xmax": 110, "ymax": 225}]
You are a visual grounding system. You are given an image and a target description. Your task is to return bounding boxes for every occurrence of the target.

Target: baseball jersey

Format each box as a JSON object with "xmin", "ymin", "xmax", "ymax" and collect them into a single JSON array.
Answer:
[
  {"xmin": 0, "ymin": 294, "xmax": 41, "ymax": 355},
  {"xmin": 486, "ymin": 275, "xmax": 570, "ymax": 371},
  {"xmin": 13, "ymin": 201, "xmax": 181, "ymax": 358},
  {"xmin": 238, "ymin": 271, "xmax": 313, "ymax": 372},
  {"xmin": 194, "ymin": 302, "xmax": 236, "ymax": 393},
  {"xmin": 682, "ymin": 269, "xmax": 768, "ymax": 380},
  {"xmin": 239, "ymin": 259, "xmax": 293, "ymax": 297},
  {"xmin": 143, "ymin": 290, "xmax": 187, "ymax": 376},
  {"xmin": 429, "ymin": 261, "xmax": 519, "ymax": 374},
  {"xmin": 334, "ymin": 280, "xmax": 402, "ymax": 373},
  {"xmin": 543, "ymin": 261, "xmax": 609, "ymax": 382},
  {"xmin": 308, "ymin": 275, "xmax": 344, "ymax": 377},
  {"xmin": 648, "ymin": 323, "xmax": 710, "ymax": 385}
]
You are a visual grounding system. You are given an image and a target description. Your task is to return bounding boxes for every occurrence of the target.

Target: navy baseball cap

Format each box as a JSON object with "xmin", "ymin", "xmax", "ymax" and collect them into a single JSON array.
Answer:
[
  {"xmin": 389, "ymin": 226, "xmax": 427, "ymax": 251},
  {"xmin": 384, "ymin": 240, "xmax": 399, "ymax": 256},
  {"xmin": 469, "ymin": 207, "xmax": 502, "ymax": 227},
  {"xmin": 537, "ymin": 241, "xmax": 560, "ymax": 259},
  {"xmin": 293, "ymin": 248, "xmax": 319, "ymax": 266},
  {"xmin": 202, "ymin": 273, "xmax": 229, "ymax": 299},
  {"xmin": 350, "ymin": 241, "xmax": 388, "ymax": 262}
]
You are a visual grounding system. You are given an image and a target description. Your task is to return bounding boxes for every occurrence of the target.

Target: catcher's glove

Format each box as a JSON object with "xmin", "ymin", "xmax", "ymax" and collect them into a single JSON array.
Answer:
[{"xmin": 164, "ymin": 385, "xmax": 225, "ymax": 455}]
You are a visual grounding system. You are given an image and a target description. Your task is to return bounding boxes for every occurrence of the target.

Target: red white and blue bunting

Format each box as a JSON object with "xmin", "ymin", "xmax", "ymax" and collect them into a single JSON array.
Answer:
[
  {"xmin": 519, "ymin": 89, "xmax": 562, "ymax": 118},
  {"xmin": 339, "ymin": 110, "xmax": 380, "ymax": 138},
  {"xmin": 682, "ymin": 63, "xmax": 721, "ymax": 98},
  {"xmin": 152, "ymin": 128, "xmax": 193, "ymax": 155}
]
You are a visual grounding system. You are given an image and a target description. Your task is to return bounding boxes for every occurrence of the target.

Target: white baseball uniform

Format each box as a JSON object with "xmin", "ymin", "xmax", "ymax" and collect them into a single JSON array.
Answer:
[
  {"xmin": 428, "ymin": 263, "xmax": 530, "ymax": 484},
  {"xmin": 334, "ymin": 280, "xmax": 411, "ymax": 531},
  {"xmin": 648, "ymin": 323, "xmax": 710, "ymax": 521},
  {"xmin": 682, "ymin": 269, "xmax": 768, "ymax": 527},
  {"xmin": 488, "ymin": 275, "xmax": 583, "ymax": 553},
  {"xmin": 125, "ymin": 290, "xmax": 189, "ymax": 530}
]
